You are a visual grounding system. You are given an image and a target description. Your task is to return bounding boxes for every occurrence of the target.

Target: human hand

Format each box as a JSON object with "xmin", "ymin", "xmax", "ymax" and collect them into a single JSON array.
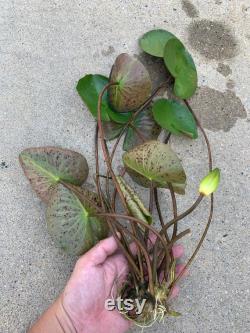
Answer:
[
  {"xmin": 58, "ymin": 235, "xmax": 131, "ymax": 333},
  {"xmin": 29, "ymin": 236, "xmax": 131, "ymax": 333},
  {"xmin": 60, "ymin": 241, "xmax": 188, "ymax": 331},
  {"xmin": 29, "ymin": 237, "xmax": 187, "ymax": 333}
]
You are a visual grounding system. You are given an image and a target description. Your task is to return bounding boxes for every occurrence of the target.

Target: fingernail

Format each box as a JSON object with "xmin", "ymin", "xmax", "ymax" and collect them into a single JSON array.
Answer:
[
  {"xmin": 175, "ymin": 263, "xmax": 189, "ymax": 278},
  {"xmin": 172, "ymin": 244, "xmax": 184, "ymax": 258}
]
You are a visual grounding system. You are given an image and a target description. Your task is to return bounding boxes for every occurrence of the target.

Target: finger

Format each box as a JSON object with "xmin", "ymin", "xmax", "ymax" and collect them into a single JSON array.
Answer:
[
  {"xmin": 169, "ymin": 285, "xmax": 180, "ymax": 299},
  {"xmin": 175, "ymin": 263, "xmax": 189, "ymax": 278},
  {"xmin": 147, "ymin": 231, "xmax": 157, "ymax": 248},
  {"xmin": 172, "ymin": 244, "xmax": 184, "ymax": 258},
  {"xmin": 79, "ymin": 236, "xmax": 119, "ymax": 267}
]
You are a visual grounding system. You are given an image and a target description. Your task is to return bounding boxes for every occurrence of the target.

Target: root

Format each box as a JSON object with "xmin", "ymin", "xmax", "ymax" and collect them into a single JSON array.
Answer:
[{"xmin": 117, "ymin": 284, "xmax": 179, "ymax": 328}]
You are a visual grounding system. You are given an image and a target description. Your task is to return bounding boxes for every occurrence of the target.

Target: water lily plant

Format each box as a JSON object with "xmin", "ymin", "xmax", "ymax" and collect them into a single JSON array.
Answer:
[{"xmin": 20, "ymin": 29, "xmax": 220, "ymax": 327}]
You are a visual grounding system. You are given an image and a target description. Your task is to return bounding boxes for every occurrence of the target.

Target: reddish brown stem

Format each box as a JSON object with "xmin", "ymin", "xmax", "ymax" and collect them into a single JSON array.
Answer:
[
  {"xmin": 112, "ymin": 219, "xmax": 155, "ymax": 295},
  {"xmin": 94, "ymin": 125, "xmax": 105, "ymax": 209},
  {"xmin": 97, "ymin": 83, "xmax": 148, "ymax": 283},
  {"xmin": 160, "ymin": 194, "xmax": 204, "ymax": 235},
  {"xmin": 168, "ymin": 183, "xmax": 178, "ymax": 241},
  {"xmin": 107, "ymin": 219, "xmax": 141, "ymax": 279},
  {"xmin": 184, "ymin": 100, "xmax": 212, "ymax": 171},
  {"xmin": 169, "ymin": 194, "xmax": 214, "ymax": 294},
  {"xmin": 97, "ymin": 212, "xmax": 169, "ymax": 253}
]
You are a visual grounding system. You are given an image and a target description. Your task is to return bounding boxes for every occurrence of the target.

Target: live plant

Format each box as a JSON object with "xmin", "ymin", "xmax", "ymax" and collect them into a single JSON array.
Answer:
[{"xmin": 20, "ymin": 29, "xmax": 220, "ymax": 327}]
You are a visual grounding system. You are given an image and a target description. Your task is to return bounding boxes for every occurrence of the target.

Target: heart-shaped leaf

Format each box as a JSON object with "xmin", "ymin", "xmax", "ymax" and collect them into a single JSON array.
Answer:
[
  {"xmin": 19, "ymin": 147, "xmax": 89, "ymax": 202},
  {"xmin": 123, "ymin": 107, "xmax": 161, "ymax": 151},
  {"xmin": 108, "ymin": 53, "xmax": 152, "ymax": 113},
  {"xmin": 117, "ymin": 176, "xmax": 152, "ymax": 224},
  {"xmin": 164, "ymin": 38, "xmax": 197, "ymax": 99},
  {"xmin": 76, "ymin": 74, "xmax": 112, "ymax": 121},
  {"xmin": 46, "ymin": 184, "xmax": 108, "ymax": 256},
  {"xmin": 102, "ymin": 121, "xmax": 124, "ymax": 141},
  {"xmin": 139, "ymin": 29, "xmax": 175, "ymax": 57},
  {"xmin": 152, "ymin": 99, "xmax": 198, "ymax": 139},
  {"xmin": 123, "ymin": 140, "xmax": 186, "ymax": 194}
]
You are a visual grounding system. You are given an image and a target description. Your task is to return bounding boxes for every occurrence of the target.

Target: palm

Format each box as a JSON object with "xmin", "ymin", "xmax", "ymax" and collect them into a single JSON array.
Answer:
[{"xmin": 61, "ymin": 237, "xmax": 131, "ymax": 333}]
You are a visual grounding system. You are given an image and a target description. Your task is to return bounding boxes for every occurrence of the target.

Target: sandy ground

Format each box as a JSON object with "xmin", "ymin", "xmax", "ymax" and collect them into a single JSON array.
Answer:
[{"xmin": 0, "ymin": 0, "xmax": 249, "ymax": 332}]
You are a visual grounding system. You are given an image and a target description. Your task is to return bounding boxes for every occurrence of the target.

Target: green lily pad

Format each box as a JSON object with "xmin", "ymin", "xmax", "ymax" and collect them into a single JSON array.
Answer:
[
  {"xmin": 164, "ymin": 38, "xmax": 197, "ymax": 99},
  {"xmin": 102, "ymin": 121, "xmax": 124, "ymax": 141},
  {"xmin": 107, "ymin": 108, "xmax": 133, "ymax": 124},
  {"xmin": 164, "ymin": 38, "xmax": 196, "ymax": 77},
  {"xmin": 46, "ymin": 184, "xmax": 108, "ymax": 256},
  {"xmin": 123, "ymin": 140, "xmax": 186, "ymax": 194},
  {"xmin": 139, "ymin": 29, "xmax": 175, "ymax": 57},
  {"xmin": 108, "ymin": 53, "xmax": 152, "ymax": 113},
  {"xmin": 76, "ymin": 74, "xmax": 112, "ymax": 121},
  {"xmin": 174, "ymin": 68, "xmax": 197, "ymax": 100},
  {"xmin": 123, "ymin": 107, "xmax": 161, "ymax": 151},
  {"xmin": 116, "ymin": 176, "xmax": 152, "ymax": 224},
  {"xmin": 152, "ymin": 99, "xmax": 198, "ymax": 139},
  {"xmin": 19, "ymin": 147, "xmax": 89, "ymax": 202}
]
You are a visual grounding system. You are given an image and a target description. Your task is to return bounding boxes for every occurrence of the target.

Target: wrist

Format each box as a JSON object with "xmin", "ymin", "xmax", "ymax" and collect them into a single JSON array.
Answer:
[
  {"xmin": 28, "ymin": 295, "xmax": 76, "ymax": 333},
  {"xmin": 55, "ymin": 295, "xmax": 77, "ymax": 333}
]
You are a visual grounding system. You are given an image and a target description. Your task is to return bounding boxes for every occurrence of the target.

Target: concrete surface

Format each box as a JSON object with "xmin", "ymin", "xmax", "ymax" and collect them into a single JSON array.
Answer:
[{"xmin": 0, "ymin": 0, "xmax": 249, "ymax": 332}]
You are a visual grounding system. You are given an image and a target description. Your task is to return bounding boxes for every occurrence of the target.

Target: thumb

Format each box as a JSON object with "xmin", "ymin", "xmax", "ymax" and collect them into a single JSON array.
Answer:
[{"xmin": 82, "ymin": 236, "xmax": 119, "ymax": 266}]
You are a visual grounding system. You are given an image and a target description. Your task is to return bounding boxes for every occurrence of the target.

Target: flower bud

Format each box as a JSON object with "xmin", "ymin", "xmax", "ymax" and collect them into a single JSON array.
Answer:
[{"xmin": 199, "ymin": 168, "xmax": 220, "ymax": 196}]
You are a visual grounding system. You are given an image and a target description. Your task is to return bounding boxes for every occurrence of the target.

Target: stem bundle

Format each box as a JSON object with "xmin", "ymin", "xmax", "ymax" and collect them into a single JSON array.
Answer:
[{"xmin": 93, "ymin": 83, "xmax": 215, "ymax": 324}]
